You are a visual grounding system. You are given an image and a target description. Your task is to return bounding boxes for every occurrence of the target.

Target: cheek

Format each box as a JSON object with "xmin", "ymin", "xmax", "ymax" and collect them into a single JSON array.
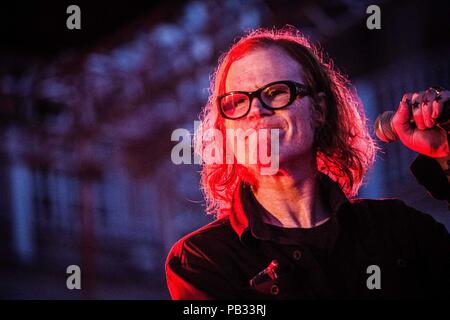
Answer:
[
  {"xmin": 223, "ymin": 119, "xmax": 232, "ymax": 130},
  {"xmin": 224, "ymin": 119, "xmax": 245, "ymax": 131},
  {"xmin": 285, "ymin": 105, "xmax": 315, "ymax": 142}
]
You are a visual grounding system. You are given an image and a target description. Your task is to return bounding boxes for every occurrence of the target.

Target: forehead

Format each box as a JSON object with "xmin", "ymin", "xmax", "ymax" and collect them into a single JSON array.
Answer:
[{"xmin": 225, "ymin": 46, "xmax": 305, "ymax": 92}]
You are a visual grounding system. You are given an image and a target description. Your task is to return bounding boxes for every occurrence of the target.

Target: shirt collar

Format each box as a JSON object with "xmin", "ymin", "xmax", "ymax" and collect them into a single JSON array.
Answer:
[{"xmin": 229, "ymin": 172, "xmax": 350, "ymax": 243}]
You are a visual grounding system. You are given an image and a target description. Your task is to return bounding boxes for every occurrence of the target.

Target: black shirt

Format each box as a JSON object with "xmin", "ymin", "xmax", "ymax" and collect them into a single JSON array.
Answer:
[
  {"xmin": 166, "ymin": 163, "xmax": 450, "ymax": 300},
  {"xmin": 266, "ymin": 222, "xmax": 334, "ymax": 251},
  {"xmin": 266, "ymin": 221, "xmax": 334, "ymax": 268}
]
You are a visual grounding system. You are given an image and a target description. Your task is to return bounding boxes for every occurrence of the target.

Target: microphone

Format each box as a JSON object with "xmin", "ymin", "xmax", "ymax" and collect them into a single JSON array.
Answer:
[{"xmin": 374, "ymin": 100, "xmax": 450, "ymax": 143}]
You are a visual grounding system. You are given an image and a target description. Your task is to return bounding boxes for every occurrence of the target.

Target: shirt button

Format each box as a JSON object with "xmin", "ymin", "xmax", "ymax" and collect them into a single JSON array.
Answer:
[
  {"xmin": 270, "ymin": 284, "xmax": 280, "ymax": 295},
  {"xmin": 293, "ymin": 249, "xmax": 302, "ymax": 261}
]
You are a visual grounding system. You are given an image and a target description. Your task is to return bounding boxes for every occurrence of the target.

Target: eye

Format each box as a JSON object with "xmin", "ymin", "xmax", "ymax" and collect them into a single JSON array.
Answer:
[
  {"xmin": 265, "ymin": 88, "xmax": 286, "ymax": 97},
  {"xmin": 263, "ymin": 83, "xmax": 291, "ymax": 98},
  {"xmin": 261, "ymin": 84, "xmax": 292, "ymax": 107},
  {"xmin": 221, "ymin": 93, "xmax": 249, "ymax": 116},
  {"xmin": 235, "ymin": 98, "xmax": 247, "ymax": 106}
]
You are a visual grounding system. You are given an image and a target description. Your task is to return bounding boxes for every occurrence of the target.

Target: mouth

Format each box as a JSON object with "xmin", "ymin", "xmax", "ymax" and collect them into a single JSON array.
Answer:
[
  {"xmin": 253, "ymin": 124, "xmax": 286, "ymax": 142},
  {"xmin": 254, "ymin": 121, "xmax": 285, "ymax": 131},
  {"xmin": 254, "ymin": 123, "xmax": 286, "ymax": 135}
]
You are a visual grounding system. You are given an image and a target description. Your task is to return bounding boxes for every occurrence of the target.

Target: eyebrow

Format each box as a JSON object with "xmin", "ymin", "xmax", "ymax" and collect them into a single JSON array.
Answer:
[
  {"xmin": 225, "ymin": 83, "xmax": 263, "ymax": 93},
  {"xmin": 225, "ymin": 80, "xmax": 305, "ymax": 93}
]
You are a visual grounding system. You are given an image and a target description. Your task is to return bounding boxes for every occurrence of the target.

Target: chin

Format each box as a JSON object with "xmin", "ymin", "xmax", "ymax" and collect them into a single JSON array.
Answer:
[{"xmin": 278, "ymin": 147, "xmax": 314, "ymax": 164}]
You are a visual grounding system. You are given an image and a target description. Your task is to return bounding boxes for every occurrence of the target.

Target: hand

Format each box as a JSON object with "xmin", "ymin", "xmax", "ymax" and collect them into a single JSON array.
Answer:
[{"xmin": 391, "ymin": 88, "xmax": 450, "ymax": 158}]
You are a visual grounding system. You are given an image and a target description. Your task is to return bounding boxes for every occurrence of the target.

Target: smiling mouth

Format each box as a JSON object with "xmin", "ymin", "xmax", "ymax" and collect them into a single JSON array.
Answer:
[
  {"xmin": 254, "ymin": 126, "xmax": 286, "ymax": 140},
  {"xmin": 256, "ymin": 126, "xmax": 285, "ymax": 135},
  {"xmin": 254, "ymin": 123, "xmax": 285, "ymax": 130}
]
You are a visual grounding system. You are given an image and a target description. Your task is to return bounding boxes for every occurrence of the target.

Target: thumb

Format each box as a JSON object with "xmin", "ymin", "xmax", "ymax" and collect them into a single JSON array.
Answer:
[{"xmin": 392, "ymin": 99, "xmax": 413, "ymax": 138}]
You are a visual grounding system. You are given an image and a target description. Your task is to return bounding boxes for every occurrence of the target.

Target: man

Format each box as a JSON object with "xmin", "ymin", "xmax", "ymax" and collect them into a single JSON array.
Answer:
[{"xmin": 166, "ymin": 28, "xmax": 450, "ymax": 299}]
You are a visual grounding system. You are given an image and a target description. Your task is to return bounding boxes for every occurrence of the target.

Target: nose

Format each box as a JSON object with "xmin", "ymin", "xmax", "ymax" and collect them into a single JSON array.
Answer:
[{"xmin": 246, "ymin": 97, "xmax": 273, "ymax": 120}]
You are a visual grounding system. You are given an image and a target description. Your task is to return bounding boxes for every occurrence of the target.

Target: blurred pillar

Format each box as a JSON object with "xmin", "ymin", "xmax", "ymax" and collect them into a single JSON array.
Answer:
[
  {"xmin": 76, "ymin": 137, "xmax": 102, "ymax": 298},
  {"xmin": 79, "ymin": 177, "xmax": 95, "ymax": 298},
  {"xmin": 9, "ymin": 161, "xmax": 34, "ymax": 263},
  {"xmin": 354, "ymin": 80, "xmax": 386, "ymax": 198}
]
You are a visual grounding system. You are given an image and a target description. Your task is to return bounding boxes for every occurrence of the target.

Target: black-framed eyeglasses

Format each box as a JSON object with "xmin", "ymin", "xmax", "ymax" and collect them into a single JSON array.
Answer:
[{"xmin": 218, "ymin": 80, "xmax": 311, "ymax": 120}]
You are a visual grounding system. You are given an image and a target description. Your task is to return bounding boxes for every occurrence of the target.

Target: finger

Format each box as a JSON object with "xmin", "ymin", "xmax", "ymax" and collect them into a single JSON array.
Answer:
[
  {"xmin": 423, "ymin": 88, "xmax": 439, "ymax": 119},
  {"xmin": 392, "ymin": 99, "xmax": 414, "ymax": 140},
  {"xmin": 431, "ymin": 99, "xmax": 443, "ymax": 119},
  {"xmin": 412, "ymin": 105, "xmax": 426, "ymax": 130},
  {"xmin": 432, "ymin": 90, "xmax": 449, "ymax": 119},
  {"xmin": 401, "ymin": 92, "xmax": 413, "ymax": 104},
  {"xmin": 395, "ymin": 93, "xmax": 413, "ymax": 126},
  {"xmin": 421, "ymin": 99, "xmax": 434, "ymax": 128},
  {"xmin": 394, "ymin": 92, "xmax": 413, "ymax": 130},
  {"xmin": 411, "ymin": 91, "xmax": 423, "ymax": 105},
  {"xmin": 411, "ymin": 92, "xmax": 426, "ymax": 130}
]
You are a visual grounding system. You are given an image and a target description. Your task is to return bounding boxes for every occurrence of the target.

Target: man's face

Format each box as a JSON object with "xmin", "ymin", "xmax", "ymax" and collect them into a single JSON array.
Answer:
[{"xmin": 223, "ymin": 46, "xmax": 318, "ymax": 173}]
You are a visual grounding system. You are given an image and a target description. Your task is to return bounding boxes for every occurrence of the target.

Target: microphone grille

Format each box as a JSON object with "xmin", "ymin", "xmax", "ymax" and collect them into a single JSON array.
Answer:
[{"xmin": 374, "ymin": 111, "xmax": 397, "ymax": 143}]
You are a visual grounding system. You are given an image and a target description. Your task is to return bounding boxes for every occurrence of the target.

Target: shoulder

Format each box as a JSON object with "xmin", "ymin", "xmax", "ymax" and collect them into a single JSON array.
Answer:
[
  {"xmin": 348, "ymin": 197, "xmax": 438, "ymax": 224},
  {"xmin": 347, "ymin": 198, "xmax": 449, "ymax": 245},
  {"xmin": 166, "ymin": 217, "xmax": 238, "ymax": 266}
]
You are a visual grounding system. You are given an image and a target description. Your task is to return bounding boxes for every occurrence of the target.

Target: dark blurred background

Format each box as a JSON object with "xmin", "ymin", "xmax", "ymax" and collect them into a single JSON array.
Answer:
[{"xmin": 0, "ymin": 0, "xmax": 449, "ymax": 299}]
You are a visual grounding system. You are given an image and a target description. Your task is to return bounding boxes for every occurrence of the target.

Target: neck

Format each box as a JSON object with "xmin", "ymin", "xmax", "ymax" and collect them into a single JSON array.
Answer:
[{"xmin": 251, "ymin": 156, "xmax": 331, "ymax": 228}]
